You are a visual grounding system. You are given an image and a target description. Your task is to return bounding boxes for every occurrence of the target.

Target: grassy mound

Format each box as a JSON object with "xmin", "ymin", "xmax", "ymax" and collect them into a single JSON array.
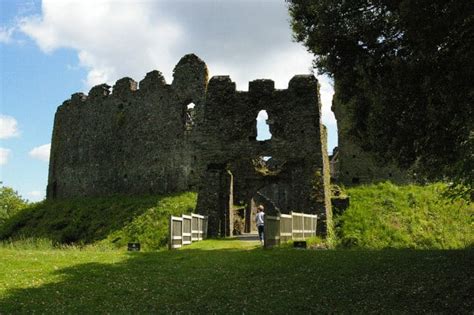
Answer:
[
  {"xmin": 336, "ymin": 182, "xmax": 473, "ymax": 249},
  {"xmin": 0, "ymin": 192, "xmax": 197, "ymax": 250},
  {"xmin": 1, "ymin": 182, "xmax": 471, "ymax": 251}
]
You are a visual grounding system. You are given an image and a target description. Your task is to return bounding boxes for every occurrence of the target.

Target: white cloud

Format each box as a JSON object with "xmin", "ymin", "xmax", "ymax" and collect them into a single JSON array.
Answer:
[
  {"xmin": 18, "ymin": 0, "xmax": 337, "ymax": 132},
  {"xmin": 29, "ymin": 143, "xmax": 51, "ymax": 162},
  {"xmin": 0, "ymin": 115, "xmax": 20, "ymax": 139},
  {"xmin": 27, "ymin": 190, "xmax": 45, "ymax": 202},
  {"xmin": 318, "ymin": 75, "xmax": 337, "ymax": 126},
  {"xmin": 0, "ymin": 26, "xmax": 16, "ymax": 44},
  {"xmin": 19, "ymin": 0, "xmax": 182, "ymax": 87},
  {"xmin": 0, "ymin": 148, "xmax": 11, "ymax": 165}
]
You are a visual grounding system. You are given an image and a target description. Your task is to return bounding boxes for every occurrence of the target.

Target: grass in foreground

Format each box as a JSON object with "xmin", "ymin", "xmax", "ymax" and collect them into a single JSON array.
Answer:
[{"xmin": 0, "ymin": 239, "xmax": 472, "ymax": 314}]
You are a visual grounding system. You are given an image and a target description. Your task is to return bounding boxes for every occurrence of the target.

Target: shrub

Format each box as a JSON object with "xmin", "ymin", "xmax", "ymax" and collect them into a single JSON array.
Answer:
[{"xmin": 0, "ymin": 185, "xmax": 28, "ymax": 226}]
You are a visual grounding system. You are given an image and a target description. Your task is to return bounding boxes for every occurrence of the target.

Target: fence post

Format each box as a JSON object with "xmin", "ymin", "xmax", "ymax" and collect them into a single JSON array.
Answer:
[
  {"xmin": 263, "ymin": 215, "xmax": 267, "ymax": 248},
  {"xmin": 199, "ymin": 216, "xmax": 202, "ymax": 240},
  {"xmin": 302, "ymin": 213, "xmax": 305, "ymax": 239},
  {"xmin": 314, "ymin": 215, "xmax": 317, "ymax": 236},
  {"xmin": 290, "ymin": 211, "xmax": 294, "ymax": 240},
  {"xmin": 203, "ymin": 216, "xmax": 208, "ymax": 239},
  {"xmin": 168, "ymin": 215, "xmax": 172, "ymax": 250},
  {"xmin": 302, "ymin": 214, "xmax": 305, "ymax": 238}
]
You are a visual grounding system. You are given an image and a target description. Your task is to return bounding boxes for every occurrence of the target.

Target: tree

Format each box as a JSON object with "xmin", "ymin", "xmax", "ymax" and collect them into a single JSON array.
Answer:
[
  {"xmin": 0, "ymin": 185, "xmax": 28, "ymax": 225},
  {"xmin": 288, "ymin": 0, "xmax": 474, "ymax": 185}
]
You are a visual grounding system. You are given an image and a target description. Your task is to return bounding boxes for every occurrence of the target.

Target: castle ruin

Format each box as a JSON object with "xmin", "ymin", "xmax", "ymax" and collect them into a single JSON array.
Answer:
[
  {"xmin": 47, "ymin": 54, "xmax": 332, "ymax": 236},
  {"xmin": 331, "ymin": 89, "xmax": 408, "ymax": 186}
]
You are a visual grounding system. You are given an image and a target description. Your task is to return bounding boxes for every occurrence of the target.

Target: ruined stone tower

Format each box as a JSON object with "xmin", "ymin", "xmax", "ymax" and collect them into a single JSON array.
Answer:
[
  {"xmin": 47, "ymin": 54, "xmax": 332, "ymax": 237},
  {"xmin": 331, "ymin": 86, "xmax": 408, "ymax": 186}
]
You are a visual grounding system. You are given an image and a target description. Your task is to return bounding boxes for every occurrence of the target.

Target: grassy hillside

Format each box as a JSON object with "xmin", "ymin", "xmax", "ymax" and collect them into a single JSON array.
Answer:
[
  {"xmin": 0, "ymin": 240, "xmax": 472, "ymax": 313},
  {"xmin": 0, "ymin": 192, "xmax": 197, "ymax": 250},
  {"xmin": 1, "ymin": 182, "xmax": 471, "ymax": 250},
  {"xmin": 336, "ymin": 182, "xmax": 473, "ymax": 249}
]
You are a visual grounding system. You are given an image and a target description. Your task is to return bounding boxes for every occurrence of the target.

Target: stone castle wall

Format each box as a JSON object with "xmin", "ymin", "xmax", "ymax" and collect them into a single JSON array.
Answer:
[
  {"xmin": 47, "ymin": 55, "xmax": 207, "ymax": 198},
  {"xmin": 47, "ymin": 54, "xmax": 332, "ymax": 236}
]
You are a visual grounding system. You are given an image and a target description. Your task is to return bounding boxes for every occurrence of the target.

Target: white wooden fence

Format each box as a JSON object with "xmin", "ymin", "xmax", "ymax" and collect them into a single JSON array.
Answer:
[
  {"xmin": 264, "ymin": 212, "xmax": 317, "ymax": 248},
  {"xmin": 169, "ymin": 213, "xmax": 208, "ymax": 249}
]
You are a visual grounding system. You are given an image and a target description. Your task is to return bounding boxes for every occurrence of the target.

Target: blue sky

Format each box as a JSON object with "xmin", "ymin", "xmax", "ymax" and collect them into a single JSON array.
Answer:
[{"xmin": 0, "ymin": 0, "xmax": 337, "ymax": 202}]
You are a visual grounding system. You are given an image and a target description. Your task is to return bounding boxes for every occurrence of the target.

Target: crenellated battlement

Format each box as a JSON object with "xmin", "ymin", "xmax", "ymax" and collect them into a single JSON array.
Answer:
[
  {"xmin": 59, "ymin": 53, "xmax": 206, "ymax": 110},
  {"xmin": 139, "ymin": 70, "xmax": 167, "ymax": 92},
  {"xmin": 61, "ymin": 56, "xmax": 318, "ymax": 116},
  {"xmin": 113, "ymin": 77, "xmax": 138, "ymax": 97}
]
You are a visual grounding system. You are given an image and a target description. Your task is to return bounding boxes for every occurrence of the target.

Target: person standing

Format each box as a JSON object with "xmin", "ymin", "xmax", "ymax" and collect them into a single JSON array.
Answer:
[{"xmin": 255, "ymin": 205, "xmax": 265, "ymax": 244}]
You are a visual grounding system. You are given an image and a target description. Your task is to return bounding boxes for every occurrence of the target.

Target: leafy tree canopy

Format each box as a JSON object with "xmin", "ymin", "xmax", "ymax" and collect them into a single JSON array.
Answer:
[
  {"xmin": 0, "ymin": 184, "xmax": 28, "ymax": 225},
  {"xmin": 288, "ymin": 0, "xmax": 473, "ymax": 185}
]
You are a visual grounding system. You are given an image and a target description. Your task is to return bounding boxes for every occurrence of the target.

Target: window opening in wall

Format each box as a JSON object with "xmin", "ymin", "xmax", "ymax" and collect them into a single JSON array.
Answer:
[
  {"xmin": 253, "ymin": 156, "xmax": 285, "ymax": 176},
  {"xmin": 256, "ymin": 110, "xmax": 272, "ymax": 141},
  {"xmin": 185, "ymin": 102, "xmax": 195, "ymax": 130}
]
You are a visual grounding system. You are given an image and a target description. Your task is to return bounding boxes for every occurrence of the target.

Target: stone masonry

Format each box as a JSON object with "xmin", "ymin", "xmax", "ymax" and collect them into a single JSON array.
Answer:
[
  {"xmin": 331, "ymin": 92, "xmax": 408, "ymax": 186},
  {"xmin": 47, "ymin": 54, "xmax": 332, "ymax": 237}
]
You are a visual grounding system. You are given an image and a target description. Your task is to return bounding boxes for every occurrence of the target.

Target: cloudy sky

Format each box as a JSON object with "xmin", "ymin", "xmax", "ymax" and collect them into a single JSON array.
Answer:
[{"xmin": 0, "ymin": 0, "xmax": 337, "ymax": 202}]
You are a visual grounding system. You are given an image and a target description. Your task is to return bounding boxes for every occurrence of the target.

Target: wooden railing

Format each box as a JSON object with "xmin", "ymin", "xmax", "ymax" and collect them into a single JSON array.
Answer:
[
  {"xmin": 169, "ymin": 213, "xmax": 208, "ymax": 249},
  {"xmin": 264, "ymin": 212, "xmax": 317, "ymax": 248}
]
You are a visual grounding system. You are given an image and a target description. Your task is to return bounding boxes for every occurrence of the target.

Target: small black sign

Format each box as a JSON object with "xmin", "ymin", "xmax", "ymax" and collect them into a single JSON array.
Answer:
[
  {"xmin": 128, "ymin": 243, "xmax": 141, "ymax": 251},
  {"xmin": 293, "ymin": 241, "xmax": 307, "ymax": 249}
]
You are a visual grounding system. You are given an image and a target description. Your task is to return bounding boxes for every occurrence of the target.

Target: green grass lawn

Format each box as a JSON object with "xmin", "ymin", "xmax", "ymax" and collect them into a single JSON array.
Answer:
[{"xmin": 0, "ymin": 239, "xmax": 472, "ymax": 314}]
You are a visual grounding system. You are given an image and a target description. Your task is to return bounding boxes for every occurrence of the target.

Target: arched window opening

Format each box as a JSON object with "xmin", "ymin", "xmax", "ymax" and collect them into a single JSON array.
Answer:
[
  {"xmin": 185, "ymin": 102, "xmax": 195, "ymax": 130},
  {"xmin": 256, "ymin": 110, "xmax": 272, "ymax": 141}
]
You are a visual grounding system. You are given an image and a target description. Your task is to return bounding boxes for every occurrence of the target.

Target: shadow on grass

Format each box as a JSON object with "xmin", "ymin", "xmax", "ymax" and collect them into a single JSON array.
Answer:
[{"xmin": 0, "ymin": 245, "xmax": 472, "ymax": 313}]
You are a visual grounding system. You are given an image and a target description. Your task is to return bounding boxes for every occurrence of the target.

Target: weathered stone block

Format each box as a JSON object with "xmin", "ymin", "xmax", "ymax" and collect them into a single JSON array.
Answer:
[
  {"xmin": 249, "ymin": 79, "xmax": 274, "ymax": 94},
  {"xmin": 88, "ymin": 83, "xmax": 111, "ymax": 99},
  {"xmin": 139, "ymin": 70, "xmax": 166, "ymax": 92},
  {"xmin": 113, "ymin": 77, "xmax": 137, "ymax": 97},
  {"xmin": 71, "ymin": 93, "xmax": 87, "ymax": 103}
]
